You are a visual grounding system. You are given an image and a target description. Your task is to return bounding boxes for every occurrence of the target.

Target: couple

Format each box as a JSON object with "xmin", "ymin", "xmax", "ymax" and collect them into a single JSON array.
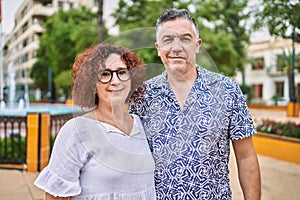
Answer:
[{"xmin": 35, "ymin": 8, "xmax": 261, "ymax": 200}]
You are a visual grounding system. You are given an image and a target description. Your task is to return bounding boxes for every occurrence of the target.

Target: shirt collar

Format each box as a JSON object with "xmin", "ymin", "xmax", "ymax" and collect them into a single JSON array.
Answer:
[{"xmin": 146, "ymin": 65, "xmax": 222, "ymax": 95}]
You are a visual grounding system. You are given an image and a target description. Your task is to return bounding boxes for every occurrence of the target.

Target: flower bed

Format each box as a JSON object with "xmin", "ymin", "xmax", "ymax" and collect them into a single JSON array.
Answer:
[
  {"xmin": 256, "ymin": 119, "xmax": 300, "ymax": 139},
  {"xmin": 253, "ymin": 119, "xmax": 300, "ymax": 164}
]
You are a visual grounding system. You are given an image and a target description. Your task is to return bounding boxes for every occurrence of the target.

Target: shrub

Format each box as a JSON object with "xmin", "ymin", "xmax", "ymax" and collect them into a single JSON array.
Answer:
[{"xmin": 0, "ymin": 136, "xmax": 26, "ymax": 163}]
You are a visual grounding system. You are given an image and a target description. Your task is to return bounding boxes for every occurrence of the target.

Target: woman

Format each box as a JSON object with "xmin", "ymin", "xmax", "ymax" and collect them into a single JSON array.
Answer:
[{"xmin": 34, "ymin": 43, "xmax": 156, "ymax": 199}]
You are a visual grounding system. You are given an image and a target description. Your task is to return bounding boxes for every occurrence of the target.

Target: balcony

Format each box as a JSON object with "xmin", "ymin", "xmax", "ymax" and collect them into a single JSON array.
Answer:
[
  {"xmin": 32, "ymin": 4, "xmax": 56, "ymax": 18},
  {"xmin": 267, "ymin": 65, "xmax": 287, "ymax": 76}
]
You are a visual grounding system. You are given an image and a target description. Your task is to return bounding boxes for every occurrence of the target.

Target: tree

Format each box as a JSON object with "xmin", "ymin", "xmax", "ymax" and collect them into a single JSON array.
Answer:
[
  {"xmin": 30, "ymin": 7, "xmax": 104, "ymax": 100},
  {"xmin": 188, "ymin": 0, "xmax": 251, "ymax": 79},
  {"xmin": 253, "ymin": 0, "xmax": 300, "ymax": 37},
  {"xmin": 111, "ymin": 0, "xmax": 251, "ymax": 77},
  {"xmin": 253, "ymin": 0, "xmax": 300, "ymax": 102},
  {"xmin": 111, "ymin": 0, "xmax": 175, "ymax": 78},
  {"xmin": 97, "ymin": 0, "xmax": 104, "ymax": 42}
]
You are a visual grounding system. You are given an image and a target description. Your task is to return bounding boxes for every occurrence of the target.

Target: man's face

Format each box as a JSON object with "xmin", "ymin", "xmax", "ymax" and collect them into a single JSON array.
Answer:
[{"xmin": 155, "ymin": 18, "xmax": 202, "ymax": 74}]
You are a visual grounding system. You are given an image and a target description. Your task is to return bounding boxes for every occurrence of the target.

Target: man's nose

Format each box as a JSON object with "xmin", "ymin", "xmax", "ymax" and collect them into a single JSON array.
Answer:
[{"xmin": 171, "ymin": 38, "xmax": 183, "ymax": 51}]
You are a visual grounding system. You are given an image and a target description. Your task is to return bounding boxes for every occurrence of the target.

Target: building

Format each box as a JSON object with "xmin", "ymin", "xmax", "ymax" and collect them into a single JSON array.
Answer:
[
  {"xmin": 235, "ymin": 37, "xmax": 300, "ymax": 105},
  {"xmin": 2, "ymin": 0, "xmax": 97, "ymax": 103}
]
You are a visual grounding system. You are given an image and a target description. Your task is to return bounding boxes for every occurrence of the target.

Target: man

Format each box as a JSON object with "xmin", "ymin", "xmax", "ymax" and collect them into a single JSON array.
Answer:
[{"xmin": 130, "ymin": 8, "xmax": 261, "ymax": 199}]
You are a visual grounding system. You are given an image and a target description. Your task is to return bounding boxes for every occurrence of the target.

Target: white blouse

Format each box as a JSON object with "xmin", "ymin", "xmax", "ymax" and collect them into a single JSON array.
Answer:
[{"xmin": 34, "ymin": 115, "xmax": 156, "ymax": 200}]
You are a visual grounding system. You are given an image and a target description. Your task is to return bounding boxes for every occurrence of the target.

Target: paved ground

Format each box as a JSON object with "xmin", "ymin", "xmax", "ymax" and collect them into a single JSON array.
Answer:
[{"xmin": 0, "ymin": 108, "xmax": 300, "ymax": 200}]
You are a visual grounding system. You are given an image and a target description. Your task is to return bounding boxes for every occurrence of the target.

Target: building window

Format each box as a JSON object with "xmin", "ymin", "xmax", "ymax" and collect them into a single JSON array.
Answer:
[
  {"xmin": 275, "ymin": 81, "xmax": 284, "ymax": 97},
  {"xmin": 58, "ymin": 1, "xmax": 64, "ymax": 9},
  {"xmin": 252, "ymin": 57, "xmax": 264, "ymax": 70},
  {"xmin": 22, "ymin": 69, "xmax": 26, "ymax": 78},
  {"xmin": 253, "ymin": 84, "xmax": 263, "ymax": 100},
  {"xmin": 22, "ymin": 22, "xmax": 28, "ymax": 33},
  {"xmin": 21, "ymin": 53, "xmax": 29, "ymax": 63}
]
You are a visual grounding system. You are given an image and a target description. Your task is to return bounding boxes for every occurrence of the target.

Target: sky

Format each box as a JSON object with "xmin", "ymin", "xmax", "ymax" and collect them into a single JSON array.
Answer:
[
  {"xmin": 0, "ymin": 0, "xmax": 268, "ymax": 40},
  {"xmin": 1, "ymin": 0, "xmax": 24, "ymax": 34},
  {"xmin": 1, "ymin": 0, "xmax": 119, "ymax": 35}
]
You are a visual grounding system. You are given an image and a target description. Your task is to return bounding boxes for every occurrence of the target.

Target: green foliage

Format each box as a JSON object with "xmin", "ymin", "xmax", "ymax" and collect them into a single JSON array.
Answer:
[
  {"xmin": 279, "ymin": 50, "xmax": 293, "ymax": 73},
  {"xmin": 256, "ymin": 120, "xmax": 300, "ymax": 139},
  {"xmin": 0, "ymin": 136, "xmax": 26, "ymax": 163},
  {"xmin": 271, "ymin": 94, "xmax": 283, "ymax": 106},
  {"xmin": 30, "ymin": 7, "xmax": 101, "ymax": 100},
  {"xmin": 239, "ymin": 83, "xmax": 253, "ymax": 102},
  {"xmin": 54, "ymin": 69, "xmax": 73, "ymax": 97},
  {"xmin": 112, "ymin": 0, "xmax": 175, "ymax": 32},
  {"xmin": 193, "ymin": 0, "xmax": 250, "ymax": 74},
  {"xmin": 30, "ymin": 59, "xmax": 49, "ymax": 91},
  {"xmin": 112, "ymin": 0, "xmax": 251, "ymax": 77},
  {"xmin": 253, "ymin": 0, "xmax": 300, "ymax": 36}
]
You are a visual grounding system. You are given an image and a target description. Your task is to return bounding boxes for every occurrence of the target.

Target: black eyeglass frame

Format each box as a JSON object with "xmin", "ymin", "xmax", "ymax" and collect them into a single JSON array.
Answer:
[{"xmin": 97, "ymin": 68, "xmax": 131, "ymax": 83}]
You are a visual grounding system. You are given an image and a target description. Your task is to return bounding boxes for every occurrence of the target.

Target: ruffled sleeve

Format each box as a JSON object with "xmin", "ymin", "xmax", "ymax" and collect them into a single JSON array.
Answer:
[{"xmin": 34, "ymin": 118, "xmax": 89, "ymax": 197}]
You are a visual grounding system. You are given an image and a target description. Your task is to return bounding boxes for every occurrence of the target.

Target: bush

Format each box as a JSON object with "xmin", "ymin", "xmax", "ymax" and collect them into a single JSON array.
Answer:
[
  {"xmin": 0, "ymin": 136, "xmax": 26, "ymax": 163},
  {"xmin": 256, "ymin": 120, "xmax": 300, "ymax": 139},
  {"xmin": 240, "ymin": 84, "xmax": 253, "ymax": 103}
]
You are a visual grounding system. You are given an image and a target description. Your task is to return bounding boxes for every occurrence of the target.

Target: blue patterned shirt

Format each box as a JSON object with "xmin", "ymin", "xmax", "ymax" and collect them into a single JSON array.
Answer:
[{"xmin": 130, "ymin": 66, "xmax": 256, "ymax": 199}]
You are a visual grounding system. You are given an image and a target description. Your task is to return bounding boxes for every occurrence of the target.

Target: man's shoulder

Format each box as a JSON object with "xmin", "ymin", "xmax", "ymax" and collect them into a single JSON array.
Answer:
[
  {"xmin": 197, "ymin": 66, "xmax": 238, "ymax": 86},
  {"xmin": 145, "ymin": 71, "xmax": 167, "ymax": 88}
]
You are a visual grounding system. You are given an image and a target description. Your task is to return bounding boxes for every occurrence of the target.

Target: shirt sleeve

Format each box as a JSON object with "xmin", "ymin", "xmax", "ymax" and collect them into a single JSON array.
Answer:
[
  {"xmin": 229, "ymin": 82, "xmax": 256, "ymax": 140},
  {"xmin": 34, "ymin": 118, "xmax": 89, "ymax": 197}
]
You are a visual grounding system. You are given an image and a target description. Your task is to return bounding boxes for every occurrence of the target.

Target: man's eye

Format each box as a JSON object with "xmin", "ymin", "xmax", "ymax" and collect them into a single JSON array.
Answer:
[
  {"xmin": 163, "ymin": 38, "xmax": 173, "ymax": 43},
  {"xmin": 181, "ymin": 37, "xmax": 191, "ymax": 42}
]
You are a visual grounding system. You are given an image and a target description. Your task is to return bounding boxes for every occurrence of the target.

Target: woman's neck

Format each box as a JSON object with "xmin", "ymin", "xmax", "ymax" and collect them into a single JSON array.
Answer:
[{"xmin": 93, "ymin": 103, "xmax": 133, "ymax": 135}]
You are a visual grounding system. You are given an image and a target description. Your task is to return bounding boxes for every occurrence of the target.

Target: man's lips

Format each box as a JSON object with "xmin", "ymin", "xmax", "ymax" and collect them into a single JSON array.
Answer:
[{"xmin": 168, "ymin": 55, "xmax": 185, "ymax": 59}]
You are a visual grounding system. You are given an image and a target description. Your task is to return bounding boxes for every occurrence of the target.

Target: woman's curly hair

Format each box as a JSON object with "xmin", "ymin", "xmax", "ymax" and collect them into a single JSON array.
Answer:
[{"xmin": 72, "ymin": 43, "xmax": 146, "ymax": 109}]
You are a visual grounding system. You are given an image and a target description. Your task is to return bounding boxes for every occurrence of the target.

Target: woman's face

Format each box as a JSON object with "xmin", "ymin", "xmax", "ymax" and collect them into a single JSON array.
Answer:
[{"xmin": 96, "ymin": 53, "xmax": 131, "ymax": 106}]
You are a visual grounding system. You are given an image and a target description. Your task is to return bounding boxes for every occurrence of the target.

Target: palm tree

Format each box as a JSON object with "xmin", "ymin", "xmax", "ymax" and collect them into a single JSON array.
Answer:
[{"xmin": 280, "ymin": 50, "xmax": 296, "ymax": 102}]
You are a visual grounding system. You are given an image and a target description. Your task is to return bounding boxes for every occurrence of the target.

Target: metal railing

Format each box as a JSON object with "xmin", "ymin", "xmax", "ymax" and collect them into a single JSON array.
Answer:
[
  {"xmin": 49, "ymin": 113, "xmax": 76, "ymax": 151},
  {"xmin": 0, "ymin": 113, "xmax": 78, "ymax": 168},
  {"xmin": 0, "ymin": 116, "xmax": 27, "ymax": 164}
]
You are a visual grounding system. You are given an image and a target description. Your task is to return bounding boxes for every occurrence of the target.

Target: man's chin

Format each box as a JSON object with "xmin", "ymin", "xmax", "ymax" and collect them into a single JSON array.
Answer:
[{"xmin": 167, "ymin": 62, "xmax": 186, "ymax": 70}]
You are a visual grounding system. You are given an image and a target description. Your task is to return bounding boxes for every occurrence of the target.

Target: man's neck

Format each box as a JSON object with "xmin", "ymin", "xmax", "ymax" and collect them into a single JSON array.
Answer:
[{"xmin": 167, "ymin": 67, "xmax": 197, "ymax": 108}]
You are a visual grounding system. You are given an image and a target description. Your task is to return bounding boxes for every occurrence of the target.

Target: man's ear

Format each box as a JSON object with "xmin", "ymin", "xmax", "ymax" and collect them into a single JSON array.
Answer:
[{"xmin": 196, "ymin": 39, "xmax": 202, "ymax": 54}]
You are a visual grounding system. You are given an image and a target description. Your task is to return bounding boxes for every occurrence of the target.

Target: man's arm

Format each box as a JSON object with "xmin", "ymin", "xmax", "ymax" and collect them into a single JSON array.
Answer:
[{"xmin": 232, "ymin": 136, "xmax": 261, "ymax": 200}]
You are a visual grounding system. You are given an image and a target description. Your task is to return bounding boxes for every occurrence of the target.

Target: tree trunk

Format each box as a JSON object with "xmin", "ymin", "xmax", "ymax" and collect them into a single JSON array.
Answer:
[{"xmin": 97, "ymin": 0, "xmax": 104, "ymax": 42}]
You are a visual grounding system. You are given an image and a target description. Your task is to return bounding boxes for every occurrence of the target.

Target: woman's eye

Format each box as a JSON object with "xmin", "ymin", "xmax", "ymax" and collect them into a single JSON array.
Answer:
[
  {"xmin": 101, "ymin": 71, "xmax": 111, "ymax": 76},
  {"xmin": 118, "ymin": 70, "xmax": 127, "ymax": 75}
]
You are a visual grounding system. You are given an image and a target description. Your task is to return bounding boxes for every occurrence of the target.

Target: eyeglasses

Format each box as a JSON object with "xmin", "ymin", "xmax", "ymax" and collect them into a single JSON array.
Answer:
[{"xmin": 97, "ymin": 68, "xmax": 131, "ymax": 83}]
